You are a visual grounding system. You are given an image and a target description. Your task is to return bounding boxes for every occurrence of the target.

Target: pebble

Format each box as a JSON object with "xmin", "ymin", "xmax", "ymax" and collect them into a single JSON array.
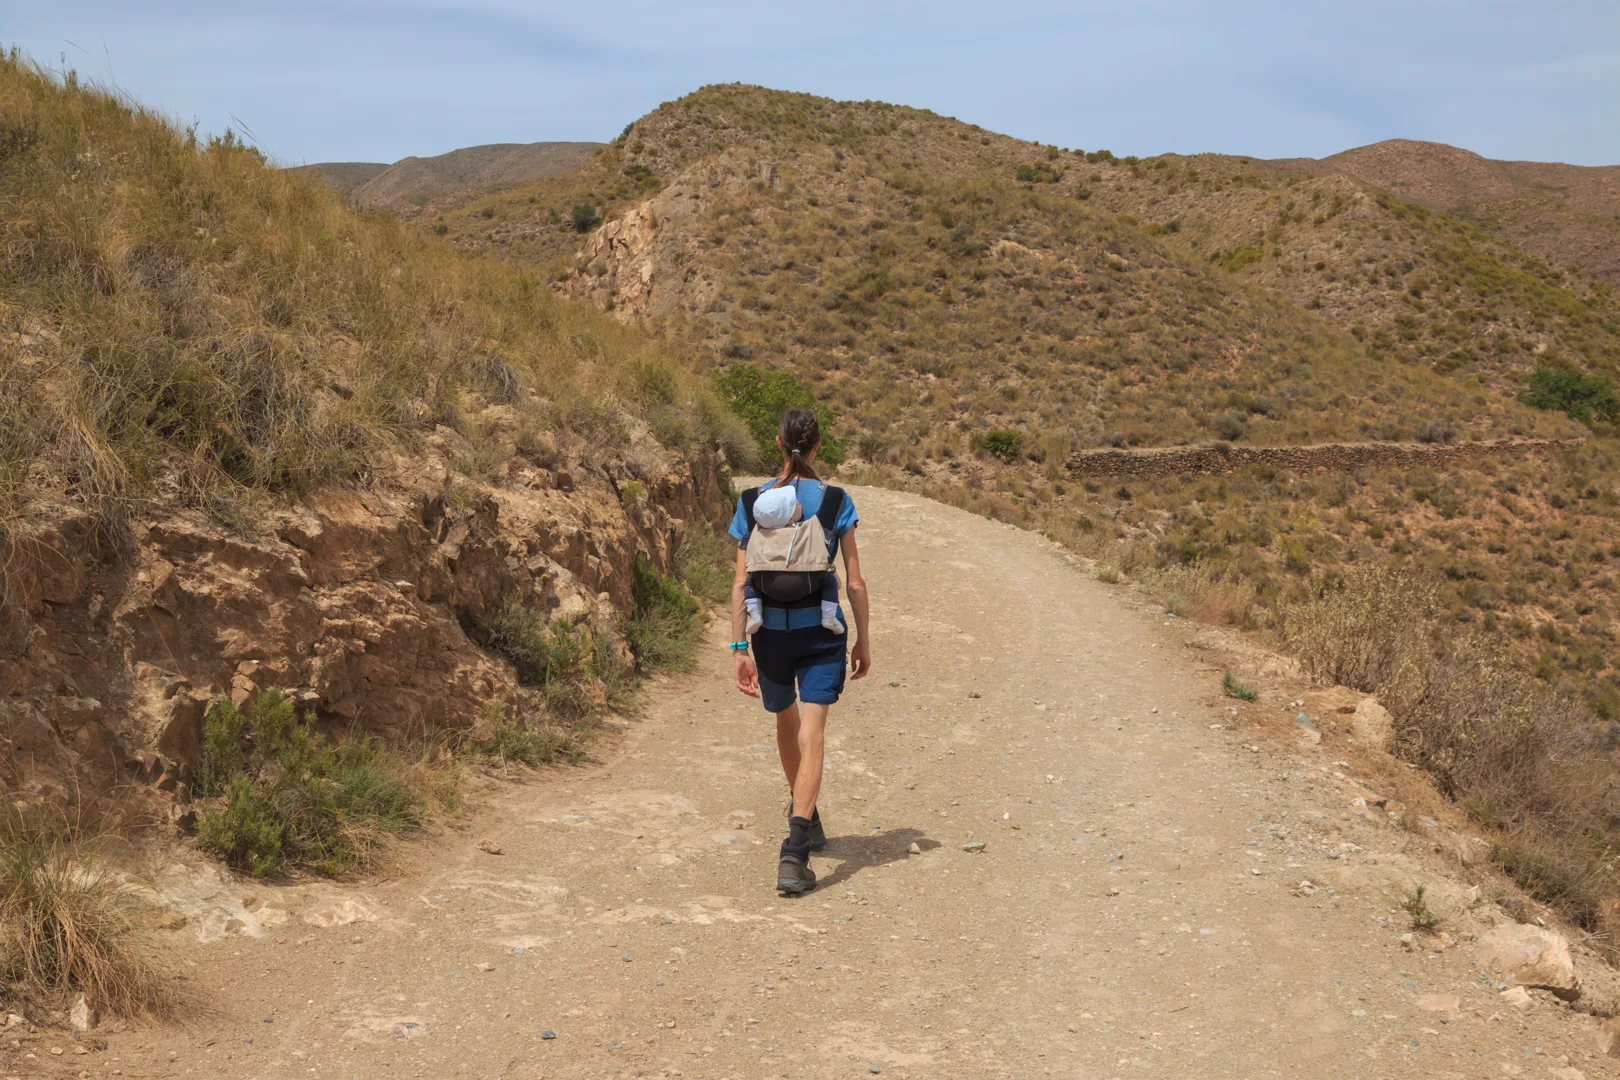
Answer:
[
  {"xmin": 477, "ymin": 839, "xmax": 504, "ymax": 855},
  {"xmin": 476, "ymin": 962, "xmax": 495, "ymax": 972},
  {"xmin": 869, "ymin": 1067, "xmax": 882, "ymax": 1074},
  {"xmin": 623, "ymin": 953, "xmax": 633, "ymax": 962},
  {"xmin": 908, "ymin": 842, "xmax": 922, "ymax": 854},
  {"xmin": 962, "ymin": 841, "xmax": 986, "ymax": 853},
  {"xmin": 541, "ymin": 1029, "xmax": 558, "ymax": 1040}
]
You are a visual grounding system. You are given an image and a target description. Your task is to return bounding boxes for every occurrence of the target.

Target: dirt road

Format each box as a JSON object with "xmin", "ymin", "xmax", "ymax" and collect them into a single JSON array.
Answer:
[{"xmin": 83, "ymin": 485, "xmax": 1616, "ymax": 1078}]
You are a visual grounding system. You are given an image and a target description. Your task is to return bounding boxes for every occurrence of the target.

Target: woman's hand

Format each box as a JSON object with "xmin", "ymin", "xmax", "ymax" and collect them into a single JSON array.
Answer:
[
  {"xmin": 850, "ymin": 639, "xmax": 871, "ymax": 681},
  {"xmin": 735, "ymin": 652, "xmax": 760, "ymax": 697}
]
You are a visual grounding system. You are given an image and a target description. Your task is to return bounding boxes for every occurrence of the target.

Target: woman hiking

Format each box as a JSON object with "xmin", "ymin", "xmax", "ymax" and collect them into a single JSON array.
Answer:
[{"xmin": 728, "ymin": 408, "xmax": 871, "ymax": 895}]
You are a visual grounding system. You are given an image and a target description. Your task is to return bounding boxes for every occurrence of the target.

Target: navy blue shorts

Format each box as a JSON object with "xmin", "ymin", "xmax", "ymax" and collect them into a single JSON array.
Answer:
[{"xmin": 751, "ymin": 625, "xmax": 848, "ymax": 714}]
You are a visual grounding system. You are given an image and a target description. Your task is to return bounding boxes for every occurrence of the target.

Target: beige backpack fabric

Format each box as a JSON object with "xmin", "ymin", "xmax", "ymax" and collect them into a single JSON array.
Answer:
[{"xmin": 741, "ymin": 483, "xmax": 846, "ymax": 604}]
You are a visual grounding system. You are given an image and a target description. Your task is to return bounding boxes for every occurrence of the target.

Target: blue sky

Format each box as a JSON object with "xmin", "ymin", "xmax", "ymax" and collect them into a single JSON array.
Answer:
[{"xmin": 9, "ymin": 2, "xmax": 1618, "ymax": 167}]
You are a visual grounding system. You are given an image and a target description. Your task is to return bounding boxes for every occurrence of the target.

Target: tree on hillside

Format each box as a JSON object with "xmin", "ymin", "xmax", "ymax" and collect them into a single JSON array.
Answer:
[
  {"xmin": 714, "ymin": 363, "xmax": 845, "ymax": 470},
  {"xmin": 1522, "ymin": 365, "xmax": 1620, "ymax": 424}
]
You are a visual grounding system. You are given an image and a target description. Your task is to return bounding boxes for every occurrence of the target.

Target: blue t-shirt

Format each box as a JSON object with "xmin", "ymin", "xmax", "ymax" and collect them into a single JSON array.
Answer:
[{"xmin": 729, "ymin": 478, "xmax": 859, "ymax": 550}]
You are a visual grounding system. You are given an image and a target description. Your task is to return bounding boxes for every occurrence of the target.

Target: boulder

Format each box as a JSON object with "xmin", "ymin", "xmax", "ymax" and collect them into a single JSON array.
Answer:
[
  {"xmin": 1476, "ymin": 923, "xmax": 1578, "ymax": 998},
  {"xmin": 1352, "ymin": 698, "xmax": 1394, "ymax": 752}
]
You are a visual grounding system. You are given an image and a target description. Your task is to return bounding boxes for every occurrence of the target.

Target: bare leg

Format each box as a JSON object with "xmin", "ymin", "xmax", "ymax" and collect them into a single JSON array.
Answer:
[
  {"xmin": 788, "ymin": 702, "xmax": 829, "ymax": 819},
  {"xmin": 775, "ymin": 702, "xmax": 802, "ymax": 790}
]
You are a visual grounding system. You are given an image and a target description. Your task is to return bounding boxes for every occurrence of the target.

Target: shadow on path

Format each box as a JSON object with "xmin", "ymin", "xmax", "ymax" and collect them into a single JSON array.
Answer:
[{"xmin": 811, "ymin": 827, "xmax": 941, "ymax": 891}]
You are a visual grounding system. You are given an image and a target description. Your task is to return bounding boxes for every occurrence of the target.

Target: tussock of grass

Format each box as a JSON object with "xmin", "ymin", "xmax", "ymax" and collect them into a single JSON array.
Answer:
[{"xmin": 0, "ymin": 809, "xmax": 177, "ymax": 1019}]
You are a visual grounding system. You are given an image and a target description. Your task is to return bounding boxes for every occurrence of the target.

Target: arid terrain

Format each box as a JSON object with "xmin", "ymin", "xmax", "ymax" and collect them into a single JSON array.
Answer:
[
  {"xmin": 6, "ymin": 54, "xmax": 1620, "ymax": 1080},
  {"xmin": 16, "ymin": 484, "xmax": 1620, "ymax": 1080},
  {"xmin": 290, "ymin": 140, "xmax": 601, "ymax": 215}
]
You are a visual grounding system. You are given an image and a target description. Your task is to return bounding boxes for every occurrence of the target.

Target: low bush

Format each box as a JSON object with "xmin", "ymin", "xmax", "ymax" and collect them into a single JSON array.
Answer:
[
  {"xmin": 195, "ymin": 691, "xmax": 428, "ymax": 877},
  {"xmin": 480, "ymin": 598, "xmax": 609, "ymax": 717},
  {"xmin": 979, "ymin": 429, "xmax": 1023, "ymax": 462},
  {"xmin": 1280, "ymin": 565, "xmax": 1437, "ymax": 692},
  {"xmin": 1221, "ymin": 671, "xmax": 1258, "ymax": 702},
  {"xmin": 1522, "ymin": 365, "xmax": 1620, "ymax": 424},
  {"xmin": 571, "ymin": 203, "xmax": 601, "ymax": 232},
  {"xmin": 623, "ymin": 554, "xmax": 704, "ymax": 672},
  {"xmin": 0, "ymin": 809, "xmax": 177, "ymax": 1018}
]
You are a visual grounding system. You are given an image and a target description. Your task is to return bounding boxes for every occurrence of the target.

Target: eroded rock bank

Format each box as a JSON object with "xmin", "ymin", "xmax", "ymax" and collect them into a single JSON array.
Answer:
[{"xmin": 0, "ymin": 418, "xmax": 730, "ymax": 809}]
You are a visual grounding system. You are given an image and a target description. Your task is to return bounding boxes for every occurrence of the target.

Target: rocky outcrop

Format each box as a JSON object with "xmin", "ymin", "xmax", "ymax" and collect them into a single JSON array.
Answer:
[
  {"xmin": 1066, "ymin": 438, "xmax": 1578, "ymax": 480},
  {"xmin": 559, "ymin": 151, "xmax": 782, "ymax": 320},
  {"xmin": 0, "ymin": 420, "xmax": 729, "ymax": 808}
]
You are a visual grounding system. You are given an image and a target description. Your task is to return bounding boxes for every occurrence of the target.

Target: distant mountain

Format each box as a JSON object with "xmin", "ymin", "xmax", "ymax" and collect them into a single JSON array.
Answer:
[
  {"xmin": 290, "ymin": 141, "xmax": 603, "ymax": 216},
  {"xmin": 1273, "ymin": 139, "xmax": 1620, "ymax": 283}
]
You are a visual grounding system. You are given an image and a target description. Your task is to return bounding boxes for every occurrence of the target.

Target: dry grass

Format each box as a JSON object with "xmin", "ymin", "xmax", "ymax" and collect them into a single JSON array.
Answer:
[
  {"xmin": 1278, "ymin": 565, "xmax": 1620, "ymax": 953},
  {"xmin": 0, "ymin": 52, "xmax": 734, "ymax": 534},
  {"xmin": 0, "ymin": 807, "xmax": 178, "ymax": 1020}
]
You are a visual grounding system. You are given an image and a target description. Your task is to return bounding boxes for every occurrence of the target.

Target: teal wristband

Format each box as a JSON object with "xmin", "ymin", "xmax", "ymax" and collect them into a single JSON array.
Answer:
[{"xmin": 728, "ymin": 641, "xmax": 749, "ymax": 652}]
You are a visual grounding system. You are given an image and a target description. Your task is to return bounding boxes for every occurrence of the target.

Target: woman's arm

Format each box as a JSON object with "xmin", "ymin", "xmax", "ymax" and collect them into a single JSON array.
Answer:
[
  {"xmin": 731, "ymin": 546, "xmax": 759, "ymax": 697},
  {"xmin": 842, "ymin": 527, "xmax": 872, "ymax": 680}
]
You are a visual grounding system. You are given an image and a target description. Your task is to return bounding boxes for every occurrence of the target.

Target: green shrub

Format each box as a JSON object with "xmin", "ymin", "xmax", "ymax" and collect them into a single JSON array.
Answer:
[
  {"xmin": 980, "ymin": 429, "xmax": 1023, "ymax": 462},
  {"xmin": 1014, "ymin": 162, "xmax": 1063, "ymax": 184},
  {"xmin": 714, "ymin": 363, "xmax": 846, "ymax": 469},
  {"xmin": 481, "ymin": 598, "xmax": 603, "ymax": 716},
  {"xmin": 1212, "ymin": 247, "xmax": 1262, "ymax": 273},
  {"xmin": 1522, "ymin": 365, "xmax": 1620, "ymax": 424},
  {"xmin": 1221, "ymin": 671, "xmax": 1258, "ymax": 702},
  {"xmin": 571, "ymin": 203, "xmax": 601, "ymax": 232},
  {"xmin": 674, "ymin": 519, "xmax": 737, "ymax": 606},
  {"xmin": 624, "ymin": 554, "xmax": 704, "ymax": 672},
  {"xmin": 194, "ymin": 691, "xmax": 427, "ymax": 878},
  {"xmin": 473, "ymin": 703, "xmax": 572, "ymax": 768}
]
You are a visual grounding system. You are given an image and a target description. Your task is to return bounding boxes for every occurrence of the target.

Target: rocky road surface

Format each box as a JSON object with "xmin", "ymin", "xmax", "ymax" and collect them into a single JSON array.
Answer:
[{"xmin": 31, "ymin": 484, "xmax": 1620, "ymax": 1079}]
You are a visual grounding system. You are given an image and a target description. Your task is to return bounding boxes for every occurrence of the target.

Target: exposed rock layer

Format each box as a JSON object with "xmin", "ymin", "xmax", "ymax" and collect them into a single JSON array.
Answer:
[{"xmin": 0, "ymin": 427, "xmax": 728, "ymax": 804}]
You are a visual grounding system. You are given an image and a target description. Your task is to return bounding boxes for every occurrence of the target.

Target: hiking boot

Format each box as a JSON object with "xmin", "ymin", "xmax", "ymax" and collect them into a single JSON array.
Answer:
[
  {"xmin": 776, "ymin": 853, "xmax": 816, "ymax": 895},
  {"xmin": 786, "ymin": 799, "xmax": 827, "ymax": 851}
]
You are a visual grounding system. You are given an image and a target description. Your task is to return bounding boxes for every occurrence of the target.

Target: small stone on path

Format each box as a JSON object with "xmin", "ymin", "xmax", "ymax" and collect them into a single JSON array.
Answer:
[
  {"xmin": 908, "ymin": 842, "xmax": 922, "ymax": 855},
  {"xmin": 477, "ymin": 839, "xmax": 504, "ymax": 855},
  {"xmin": 962, "ymin": 841, "xmax": 986, "ymax": 853}
]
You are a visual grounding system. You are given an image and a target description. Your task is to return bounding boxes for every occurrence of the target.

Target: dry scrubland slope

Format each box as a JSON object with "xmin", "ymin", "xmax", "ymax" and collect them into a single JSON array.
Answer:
[
  {"xmin": 1273, "ymin": 138, "xmax": 1620, "ymax": 285},
  {"xmin": 0, "ymin": 55, "xmax": 743, "ymax": 828},
  {"xmin": 290, "ymin": 141, "xmax": 603, "ymax": 216},
  {"xmin": 440, "ymin": 86, "xmax": 1620, "ymax": 701},
  {"xmin": 440, "ymin": 84, "xmax": 1620, "ymax": 940}
]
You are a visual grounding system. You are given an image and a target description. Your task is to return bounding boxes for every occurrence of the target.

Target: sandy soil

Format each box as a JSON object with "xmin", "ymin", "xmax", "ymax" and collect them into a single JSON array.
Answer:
[{"xmin": 17, "ymin": 484, "xmax": 1619, "ymax": 1079}]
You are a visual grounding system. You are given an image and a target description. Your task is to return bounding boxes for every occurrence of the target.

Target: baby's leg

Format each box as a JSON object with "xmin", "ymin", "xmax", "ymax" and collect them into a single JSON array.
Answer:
[
  {"xmin": 744, "ymin": 580, "xmax": 763, "ymax": 634},
  {"xmin": 819, "ymin": 570, "xmax": 843, "ymax": 633}
]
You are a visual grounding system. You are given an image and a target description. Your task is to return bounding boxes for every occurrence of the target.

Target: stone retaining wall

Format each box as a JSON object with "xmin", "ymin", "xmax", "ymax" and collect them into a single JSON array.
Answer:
[{"xmin": 1065, "ymin": 438, "xmax": 1579, "ymax": 480}]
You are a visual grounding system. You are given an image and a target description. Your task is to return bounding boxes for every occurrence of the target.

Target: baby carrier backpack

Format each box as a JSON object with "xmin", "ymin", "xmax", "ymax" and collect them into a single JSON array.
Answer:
[{"xmin": 740, "ymin": 483, "xmax": 847, "ymax": 608}]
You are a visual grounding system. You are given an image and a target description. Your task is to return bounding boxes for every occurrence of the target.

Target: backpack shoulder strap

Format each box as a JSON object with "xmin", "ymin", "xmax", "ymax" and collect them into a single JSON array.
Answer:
[
  {"xmin": 815, "ymin": 486, "xmax": 846, "ymax": 533},
  {"xmin": 740, "ymin": 487, "xmax": 761, "ymax": 532}
]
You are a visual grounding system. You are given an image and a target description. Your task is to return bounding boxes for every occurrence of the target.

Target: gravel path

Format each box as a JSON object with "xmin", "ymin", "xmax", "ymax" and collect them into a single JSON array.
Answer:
[{"xmin": 74, "ymin": 484, "xmax": 1617, "ymax": 1079}]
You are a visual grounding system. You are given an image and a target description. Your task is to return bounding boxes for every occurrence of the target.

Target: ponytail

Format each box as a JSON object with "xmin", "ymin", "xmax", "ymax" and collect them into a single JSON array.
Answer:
[{"xmin": 778, "ymin": 408, "xmax": 821, "ymax": 481}]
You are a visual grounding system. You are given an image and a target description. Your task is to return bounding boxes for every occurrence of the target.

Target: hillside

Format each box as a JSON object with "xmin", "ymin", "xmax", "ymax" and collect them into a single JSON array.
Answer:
[
  {"xmin": 1274, "ymin": 139, "xmax": 1620, "ymax": 284},
  {"xmin": 290, "ymin": 140, "xmax": 602, "ymax": 215},
  {"xmin": 0, "ymin": 58, "xmax": 738, "ymax": 814},
  {"xmin": 431, "ymin": 84, "xmax": 1620, "ymax": 723}
]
